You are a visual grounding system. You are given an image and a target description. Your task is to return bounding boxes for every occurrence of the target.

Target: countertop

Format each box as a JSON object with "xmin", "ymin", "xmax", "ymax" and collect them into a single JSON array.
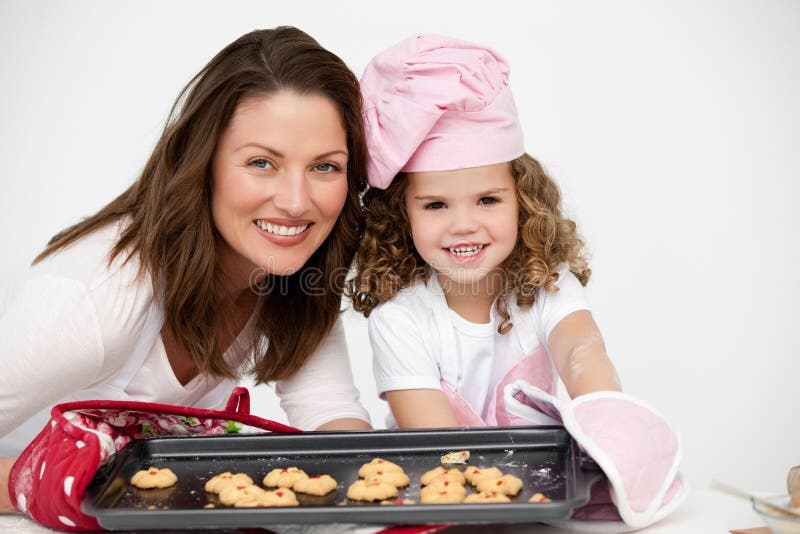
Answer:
[{"xmin": 0, "ymin": 489, "xmax": 767, "ymax": 533}]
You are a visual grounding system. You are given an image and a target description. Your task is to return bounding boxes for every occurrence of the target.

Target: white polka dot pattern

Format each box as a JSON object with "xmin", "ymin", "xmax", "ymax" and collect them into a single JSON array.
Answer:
[
  {"xmin": 16, "ymin": 494, "xmax": 27, "ymax": 513},
  {"xmin": 76, "ymin": 440, "xmax": 86, "ymax": 448},
  {"xmin": 39, "ymin": 461, "xmax": 46, "ymax": 479},
  {"xmin": 58, "ymin": 515, "xmax": 76, "ymax": 527},
  {"xmin": 64, "ymin": 476, "xmax": 75, "ymax": 497}
]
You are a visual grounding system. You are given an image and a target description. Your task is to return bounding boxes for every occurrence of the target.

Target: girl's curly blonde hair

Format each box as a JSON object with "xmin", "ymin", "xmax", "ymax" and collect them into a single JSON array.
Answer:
[{"xmin": 347, "ymin": 153, "xmax": 590, "ymax": 334}]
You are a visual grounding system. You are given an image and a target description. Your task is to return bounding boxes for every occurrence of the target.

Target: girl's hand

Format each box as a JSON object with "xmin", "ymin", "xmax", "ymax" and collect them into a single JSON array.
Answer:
[
  {"xmin": 385, "ymin": 389, "xmax": 459, "ymax": 429},
  {"xmin": 548, "ymin": 310, "xmax": 622, "ymax": 398}
]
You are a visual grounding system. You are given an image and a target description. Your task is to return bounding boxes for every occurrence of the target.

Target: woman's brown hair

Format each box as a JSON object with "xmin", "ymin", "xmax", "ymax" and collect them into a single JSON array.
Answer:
[
  {"xmin": 34, "ymin": 27, "xmax": 367, "ymax": 382},
  {"xmin": 347, "ymin": 153, "xmax": 589, "ymax": 334}
]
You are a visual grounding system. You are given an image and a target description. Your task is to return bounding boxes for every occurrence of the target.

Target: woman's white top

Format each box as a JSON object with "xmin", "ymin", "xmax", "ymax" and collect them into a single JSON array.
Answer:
[{"xmin": 0, "ymin": 221, "xmax": 369, "ymax": 455}]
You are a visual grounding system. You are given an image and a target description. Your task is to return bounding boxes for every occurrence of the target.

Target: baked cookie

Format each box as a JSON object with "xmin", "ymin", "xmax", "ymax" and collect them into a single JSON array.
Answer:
[
  {"xmin": 357, "ymin": 458, "xmax": 404, "ymax": 477},
  {"xmin": 420, "ymin": 466, "xmax": 466, "ymax": 486},
  {"xmin": 440, "ymin": 450, "xmax": 470, "ymax": 465},
  {"xmin": 464, "ymin": 466, "xmax": 503, "ymax": 486},
  {"xmin": 130, "ymin": 467, "xmax": 178, "ymax": 489},
  {"xmin": 365, "ymin": 470, "xmax": 410, "ymax": 488},
  {"xmin": 292, "ymin": 474, "xmax": 338, "ymax": 496},
  {"xmin": 464, "ymin": 491, "xmax": 512, "ymax": 503},
  {"xmin": 204, "ymin": 472, "xmax": 253, "ymax": 494},
  {"xmin": 219, "ymin": 484, "xmax": 267, "ymax": 506},
  {"xmin": 245, "ymin": 488, "xmax": 299, "ymax": 507},
  {"xmin": 476, "ymin": 474, "xmax": 523, "ymax": 496},
  {"xmin": 420, "ymin": 480, "xmax": 467, "ymax": 503},
  {"xmin": 263, "ymin": 467, "xmax": 309, "ymax": 488},
  {"xmin": 346, "ymin": 479, "xmax": 398, "ymax": 501},
  {"xmin": 419, "ymin": 480, "xmax": 467, "ymax": 499},
  {"xmin": 229, "ymin": 490, "xmax": 266, "ymax": 508},
  {"xmin": 528, "ymin": 492, "xmax": 552, "ymax": 503}
]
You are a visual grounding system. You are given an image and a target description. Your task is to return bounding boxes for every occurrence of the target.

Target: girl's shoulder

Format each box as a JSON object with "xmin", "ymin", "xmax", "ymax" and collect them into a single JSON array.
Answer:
[
  {"xmin": 533, "ymin": 264, "xmax": 588, "ymax": 301},
  {"xmin": 516, "ymin": 263, "xmax": 591, "ymax": 343},
  {"xmin": 369, "ymin": 277, "xmax": 439, "ymax": 325}
]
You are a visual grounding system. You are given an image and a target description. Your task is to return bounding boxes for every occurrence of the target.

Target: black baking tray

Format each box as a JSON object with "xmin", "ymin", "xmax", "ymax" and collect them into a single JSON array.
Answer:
[{"xmin": 83, "ymin": 426, "xmax": 604, "ymax": 530}]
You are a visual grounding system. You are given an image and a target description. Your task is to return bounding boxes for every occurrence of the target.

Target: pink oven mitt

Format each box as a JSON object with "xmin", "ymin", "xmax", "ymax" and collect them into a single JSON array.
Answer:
[
  {"xmin": 503, "ymin": 380, "xmax": 687, "ymax": 531},
  {"xmin": 8, "ymin": 387, "xmax": 299, "ymax": 532}
]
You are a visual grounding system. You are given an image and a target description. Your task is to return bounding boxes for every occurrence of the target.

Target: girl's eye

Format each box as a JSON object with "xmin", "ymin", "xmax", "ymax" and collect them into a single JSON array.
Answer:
[
  {"xmin": 249, "ymin": 158, "xmax": 273, "ymax": 169},
  {"xmin": 424, "ymin": 201, "xmax": 446, "ymax": 210},
  {"xmin": 314, "ymin": 162, "xmax": 341, "ymax": 173},
  {"xmin": 478, "ymin": 196, "xmax": 498, "ymax": 205}
]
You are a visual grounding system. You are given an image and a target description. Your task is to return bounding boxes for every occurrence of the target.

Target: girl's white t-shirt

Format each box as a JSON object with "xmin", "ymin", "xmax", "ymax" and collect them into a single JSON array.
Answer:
[
  {"xmin": 0, "ymin": 221, "xmax": 369, "ymax": 453},
  {"xmin": 369, "ymin": 266, "xmax": 590, "ymax": 423}
]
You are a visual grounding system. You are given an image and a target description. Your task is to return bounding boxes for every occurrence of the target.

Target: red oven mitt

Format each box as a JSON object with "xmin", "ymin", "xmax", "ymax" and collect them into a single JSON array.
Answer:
[{"xmin": 8, "ymin": 387, "xmax": 298, "ymax": 532}]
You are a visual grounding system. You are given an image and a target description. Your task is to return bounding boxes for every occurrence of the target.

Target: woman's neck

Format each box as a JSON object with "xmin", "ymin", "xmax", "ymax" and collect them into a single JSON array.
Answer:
[
  {"xmin": 216, "ymin": 239, "xmax": 268, "ymax": 296},
  {"xmin": 162, "ymin": 284, "xmax": 258, "ymax": 387}
]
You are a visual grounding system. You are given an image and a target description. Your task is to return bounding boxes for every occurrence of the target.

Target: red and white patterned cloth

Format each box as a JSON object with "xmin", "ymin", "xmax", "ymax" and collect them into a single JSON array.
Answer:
[{"xmin": 8, "ymin": 387, "xmax": 298, "ymax": 531}]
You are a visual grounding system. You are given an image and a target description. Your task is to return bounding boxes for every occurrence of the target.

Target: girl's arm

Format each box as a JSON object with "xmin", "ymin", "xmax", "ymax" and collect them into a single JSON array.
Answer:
[
  {"xmin": 548, "ymin": 310, "xmax": 622, "ymax": 398},
  {"xmin": 369, "ymin": 298, "xmax": 452, "ymax": 429},
  {"xmin": 385, "ymin": 389, "xmax": 459, "ymax": 429}
]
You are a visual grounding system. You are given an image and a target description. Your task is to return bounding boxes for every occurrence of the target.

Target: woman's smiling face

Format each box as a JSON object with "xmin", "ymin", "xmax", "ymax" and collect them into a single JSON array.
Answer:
[{"xmin": 211, "ymin": 90, "xmax": 349, "ymax": 287}]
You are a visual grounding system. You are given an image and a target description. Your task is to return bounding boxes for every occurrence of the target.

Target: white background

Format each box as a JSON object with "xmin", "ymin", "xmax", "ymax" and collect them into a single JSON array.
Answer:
[{"xmin": 1, "ymin": 0, "xmax": 797, "ymax": 498}]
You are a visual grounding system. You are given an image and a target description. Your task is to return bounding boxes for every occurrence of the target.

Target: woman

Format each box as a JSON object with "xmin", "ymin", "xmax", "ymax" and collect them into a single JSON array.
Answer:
[{"xmin": 0, "ymin": 26, "xmax": 371, "ymax": 511}]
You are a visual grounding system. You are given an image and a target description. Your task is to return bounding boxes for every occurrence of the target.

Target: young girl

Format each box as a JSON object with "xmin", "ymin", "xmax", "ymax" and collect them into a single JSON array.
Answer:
[{"xmin": 349, "ymin": 34, "xmax": 622, "ymax": 429}]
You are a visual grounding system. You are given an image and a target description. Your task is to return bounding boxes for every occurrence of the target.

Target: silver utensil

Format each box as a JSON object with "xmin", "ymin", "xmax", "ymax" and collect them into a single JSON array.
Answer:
[{"xmin": 711, "ymin": 479, "xmax": 800, "ymax": 519}]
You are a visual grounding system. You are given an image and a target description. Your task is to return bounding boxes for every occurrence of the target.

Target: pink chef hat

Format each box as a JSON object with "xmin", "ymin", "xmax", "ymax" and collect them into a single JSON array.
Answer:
[{"xmin": 360, "ymin": 34, "xmax": 525, "ymax": 189}]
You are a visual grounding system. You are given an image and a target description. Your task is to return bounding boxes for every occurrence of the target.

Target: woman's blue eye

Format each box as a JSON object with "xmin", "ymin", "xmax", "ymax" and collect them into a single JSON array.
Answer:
[
  {"xmin": 315, "ymin": 162, "xmax": 341, "ymax": 172},
  {"xmin": 479, "ymin": 196, "xmax": 498, "ymax": 205},
  {"xmin": 249, "ymin": 158, "xmax": 273, "ymax": 169},
  {"xmin": 424, "ymin": 201, "xmax": 445, "ymax": 210}
]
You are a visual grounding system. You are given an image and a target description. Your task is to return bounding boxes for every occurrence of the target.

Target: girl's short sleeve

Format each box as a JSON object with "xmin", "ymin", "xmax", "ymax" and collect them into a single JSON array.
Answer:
[
  {"xmin": 369, "ymin": 300, "xmax": 441, "ymax": 398},
  {"xmin": 533, "ymin": 265, "xmax": 591, "ymax": 346}
]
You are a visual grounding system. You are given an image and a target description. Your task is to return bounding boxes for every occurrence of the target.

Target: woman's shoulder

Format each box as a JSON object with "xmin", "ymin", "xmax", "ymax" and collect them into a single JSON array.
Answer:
[
  {"xmin": 2, "ymin": 220, "xmax": 158, "ymax": 386},
  {"xmin": 30, "ymin": 219, "xmax": 146, "ymax": 291},
  {"xmin": 27, "ymin": 220, "xmax": 157, "ymax": 361}
]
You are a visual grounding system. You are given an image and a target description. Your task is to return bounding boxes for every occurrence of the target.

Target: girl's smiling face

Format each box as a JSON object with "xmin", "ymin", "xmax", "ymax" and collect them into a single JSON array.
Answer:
[
  {"xmin": 211, "ymin": 90, "xmax": 349, "ymax": 287},
  {"xmin": 404, "ymin": 162, "xmax": 519, "ymax": 295}
]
